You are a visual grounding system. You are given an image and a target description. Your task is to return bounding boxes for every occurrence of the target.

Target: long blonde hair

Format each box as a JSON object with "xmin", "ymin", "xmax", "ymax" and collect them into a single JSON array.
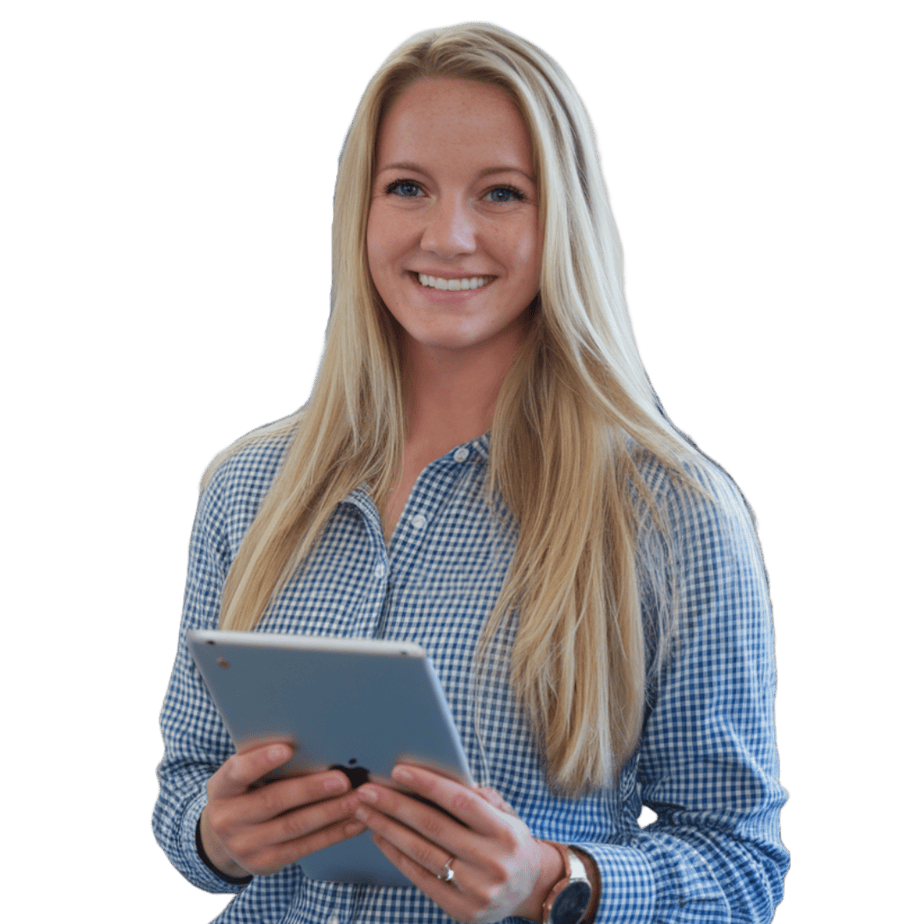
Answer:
[{"xmin": 211, "ymin": 23, "xmax": 700, "ymax": 794}]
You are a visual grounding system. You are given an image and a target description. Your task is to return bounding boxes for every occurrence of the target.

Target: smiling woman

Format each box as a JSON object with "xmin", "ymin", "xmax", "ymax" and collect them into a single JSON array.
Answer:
[{"xmin": 155, "ymin": 22, "xmax": 789, "ymax": 924}]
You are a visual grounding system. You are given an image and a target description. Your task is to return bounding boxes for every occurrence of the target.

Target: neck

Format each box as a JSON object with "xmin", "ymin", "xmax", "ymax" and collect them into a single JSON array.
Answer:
[{"xmin": 402, "ymin": 339, "xmax": 520, "ymax": 453}]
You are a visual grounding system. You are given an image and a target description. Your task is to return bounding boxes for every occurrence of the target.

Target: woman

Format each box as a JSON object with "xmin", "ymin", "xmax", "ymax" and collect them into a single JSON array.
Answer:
[{"xmin": 155, "ymin": 23, "xmax": 789, "ymax": 924}]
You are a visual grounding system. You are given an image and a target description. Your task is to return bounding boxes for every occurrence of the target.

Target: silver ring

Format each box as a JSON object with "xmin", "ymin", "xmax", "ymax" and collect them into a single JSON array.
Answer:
[{"xmin": 436, "ymin": 858, "xmax": 455, "ymax": 884}]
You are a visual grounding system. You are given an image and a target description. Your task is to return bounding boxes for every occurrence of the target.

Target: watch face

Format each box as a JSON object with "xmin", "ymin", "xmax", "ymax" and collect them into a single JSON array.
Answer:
[{"xmin": 551, "ymin": 880, "xmax": 593, "ymax": 924}]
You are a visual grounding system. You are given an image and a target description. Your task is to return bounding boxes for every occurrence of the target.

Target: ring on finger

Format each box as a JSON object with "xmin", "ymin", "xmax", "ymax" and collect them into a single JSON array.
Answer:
[{"xmin": 436, "ymin": 857, "xmax": 455, "ymax": 884}]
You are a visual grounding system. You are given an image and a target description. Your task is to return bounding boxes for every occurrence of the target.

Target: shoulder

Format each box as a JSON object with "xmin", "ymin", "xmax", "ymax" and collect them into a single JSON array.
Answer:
[
  {"xmin": 186, "ymin": 419, "xmax": 299, "ymax": 564},
  {"xmin": 631, "ymin": 442, "xmax": 757, "ymax": 539},
  {"xmin": 628, "ymin": 443, "xmax": 769, "ymax": 610},
  {"xmin": 201, "ymin": 416, "xmax": 299, "ymax": 501}
]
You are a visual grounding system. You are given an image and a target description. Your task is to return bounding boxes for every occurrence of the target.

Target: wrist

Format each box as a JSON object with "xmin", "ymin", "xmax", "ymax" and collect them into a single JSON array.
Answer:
[
  {"xmin": 197, "ymin": 811, "xmax": 253, "ymax": 883},
  {"xmin": 517, "ymin": 838, "xmax": 566, "ymax": 922}
]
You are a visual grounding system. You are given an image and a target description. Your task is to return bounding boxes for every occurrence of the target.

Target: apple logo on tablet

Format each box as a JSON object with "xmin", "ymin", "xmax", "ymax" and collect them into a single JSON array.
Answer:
[{"xmin": 329, "ymin": 758, "xmax": 369, "ymax": 789}]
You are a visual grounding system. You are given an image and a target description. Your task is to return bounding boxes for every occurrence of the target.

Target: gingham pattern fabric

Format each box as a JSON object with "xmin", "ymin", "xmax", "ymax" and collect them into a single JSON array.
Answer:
[{"xmin": 155, "ymin": 431, "xmax": 789, "ymax": 923}]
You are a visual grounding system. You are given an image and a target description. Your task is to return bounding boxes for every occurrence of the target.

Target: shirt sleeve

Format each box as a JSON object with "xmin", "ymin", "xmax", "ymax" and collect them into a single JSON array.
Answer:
[
  {"xmin": 152, "ymin": 464, "xmax": 248, "ymax": 895},
  {"xmin": 574, "ymin": 463, "xmax": 790, "ymax": 924}
]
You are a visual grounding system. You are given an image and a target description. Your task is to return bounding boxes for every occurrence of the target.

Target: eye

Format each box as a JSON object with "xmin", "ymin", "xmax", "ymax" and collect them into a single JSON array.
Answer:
[
  {"xmin": 486, "ymin": 186, "xmax": 526, "ymax": 204},
  {"xmin": 385, "ymin": 179, "xmax": 423, "ymax": 198}
]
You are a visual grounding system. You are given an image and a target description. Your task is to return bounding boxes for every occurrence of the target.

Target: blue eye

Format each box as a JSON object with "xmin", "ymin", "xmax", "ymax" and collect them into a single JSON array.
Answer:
[
  {"xmin": 487, "ymin": 186, "xmax": 525, "ymax": 203},
  {"xmin": 385, "ymin": 180, "xmax": 422, "ymax": 197}
]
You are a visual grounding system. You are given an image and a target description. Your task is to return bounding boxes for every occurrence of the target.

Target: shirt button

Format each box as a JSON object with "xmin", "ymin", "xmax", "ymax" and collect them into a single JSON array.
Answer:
[
  {"xmin": 411, "ymin": 513, "xmax": 427, "ymax": 530},
  {"xmin": 374, "ymin": 563, "xmax": 385, "ymax": 579},
  {"xmin": 453, "ymin": 447, "xmax": 469, "ymax": 463}
]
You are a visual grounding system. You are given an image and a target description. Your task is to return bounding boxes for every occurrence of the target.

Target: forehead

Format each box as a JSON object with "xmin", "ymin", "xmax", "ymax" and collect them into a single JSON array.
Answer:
[{"xmin": 375, "ymin": 78, "xmax": 533, "ymax": 170}]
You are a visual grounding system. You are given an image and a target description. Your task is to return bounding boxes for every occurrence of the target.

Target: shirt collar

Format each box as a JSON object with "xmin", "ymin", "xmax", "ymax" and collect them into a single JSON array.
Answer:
[{"xmin": 343, "ymin": 432, "xmax": 489, "ymax": 510}]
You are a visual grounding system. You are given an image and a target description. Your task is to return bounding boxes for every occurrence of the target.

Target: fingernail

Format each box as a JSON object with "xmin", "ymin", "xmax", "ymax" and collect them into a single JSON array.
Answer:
[
  {"xmin": 345, "ymin": 820, "xmax": 365, "ymax": 835},
  {"xmin": 325, "ymin": 774, "xmax": 349, "ymax": 792},
  {"xmin": 354, "ymin": 807, "xmax": 369, "ymax": 822},
  {"xmin": 356, "ymin": 786, "xmax": 378, "ymax": 803},
  {"xmin": 267, "ymin": 745, "xmax": 288, "ymax": 762},
  {"xmin": 392, "ymin": 766, "xmax": 413, "ymax": 783}
]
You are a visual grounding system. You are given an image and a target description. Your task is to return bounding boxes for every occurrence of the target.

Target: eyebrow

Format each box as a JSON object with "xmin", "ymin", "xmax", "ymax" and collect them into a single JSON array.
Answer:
[{"xmin": 377, "ymin": 162, "xmax": 536, "ymax": 183}]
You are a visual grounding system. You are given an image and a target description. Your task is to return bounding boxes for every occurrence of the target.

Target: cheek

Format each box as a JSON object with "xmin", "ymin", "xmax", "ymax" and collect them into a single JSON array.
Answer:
[
  {"xmin": 508, "ymin": 224, "xmax": 542, "ymax": 288},
  {"xmin": 365, "ymin": 210, "xmax": 383, "ymax": 271},
  {"xmin": 366, "ymin": 206, "xmax": 414, "ymax": 282},
  {"xmin": 366, "ymin": 203, "xmax": 395, "ymax": 267}
]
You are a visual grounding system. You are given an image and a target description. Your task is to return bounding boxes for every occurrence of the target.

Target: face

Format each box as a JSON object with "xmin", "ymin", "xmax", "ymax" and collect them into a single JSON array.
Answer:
[{"xmin": 366, "ymin": 78, "xmax": 542, "ymax": 364}]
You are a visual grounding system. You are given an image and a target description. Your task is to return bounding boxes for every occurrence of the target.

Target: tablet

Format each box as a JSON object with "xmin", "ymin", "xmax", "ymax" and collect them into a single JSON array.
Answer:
[{"xmin": 187, "ymin": 629, "xmax": 473, "ymax": 887}]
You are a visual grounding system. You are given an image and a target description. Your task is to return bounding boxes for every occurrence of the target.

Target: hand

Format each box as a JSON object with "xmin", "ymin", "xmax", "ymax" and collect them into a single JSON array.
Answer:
[
  {"xmin": 354, "ymin": 764, "xmax": 563, "ymax": 924},
  {"xmin": 200, "ymin": 743, "xmax": 366, "ymax": 878}
]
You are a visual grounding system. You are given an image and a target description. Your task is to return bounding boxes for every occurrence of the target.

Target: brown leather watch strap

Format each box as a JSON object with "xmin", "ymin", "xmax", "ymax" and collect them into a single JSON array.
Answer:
[
  {"xmin": 540, "ymin": 841, "xmax": 573, "ymax": 923},
  {"xmin": 539, "ymin": 841, "xmax": 596, "ymax": 924}
]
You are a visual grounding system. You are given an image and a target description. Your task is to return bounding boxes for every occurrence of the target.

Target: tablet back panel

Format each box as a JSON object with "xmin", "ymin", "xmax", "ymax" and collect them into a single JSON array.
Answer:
[{"xmin": 187, "ymin": 629, "xmax": 473, "ymax": 886}]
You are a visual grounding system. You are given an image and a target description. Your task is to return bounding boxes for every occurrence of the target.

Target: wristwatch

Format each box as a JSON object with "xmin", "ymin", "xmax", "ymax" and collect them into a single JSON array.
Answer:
[{"xmin": 541, "ymin": 842, "xmax": 594, "ymax": 924}]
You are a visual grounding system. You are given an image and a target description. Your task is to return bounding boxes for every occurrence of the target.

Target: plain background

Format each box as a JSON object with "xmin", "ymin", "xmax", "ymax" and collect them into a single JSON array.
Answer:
[{"xmin": 3, "ymin": 1, "xmax": 920, "ymax": 920}]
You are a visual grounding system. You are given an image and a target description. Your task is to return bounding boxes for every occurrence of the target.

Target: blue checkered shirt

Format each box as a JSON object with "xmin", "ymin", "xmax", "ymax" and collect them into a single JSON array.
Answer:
[{"xmin": 155, "ymin": 430, "xmax": 788, "ymax": 923}]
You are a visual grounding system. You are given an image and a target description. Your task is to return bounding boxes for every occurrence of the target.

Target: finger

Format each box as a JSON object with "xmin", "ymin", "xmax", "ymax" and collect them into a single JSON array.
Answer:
[
  {"xmin": 391, "ymin": 765, "xmax": 508, "ymax": 838},
  {"xmin": 369, "ymin": 832, "xmax": 475, "ymax": 921},
  {"xmin": 256, "ymin": 788, "xmax": 362, "ymax": 848},
  {"xmin": 231, "ymin": 768, "xmax": 352, "ymax": 826},
  {"xmin": 354, "ymin": 780, "xmax": 518, "ymax": 902},
  {"xmin": 355, "ymin": 789, "xmax": 467, "ymax": 880},
  {"xmin": 231, "ymin": 812, "xmax": 369, "ymax": 878},
  {"xmin": 209, "ymin": 744, "xmax": 294, "ymax": 799}
]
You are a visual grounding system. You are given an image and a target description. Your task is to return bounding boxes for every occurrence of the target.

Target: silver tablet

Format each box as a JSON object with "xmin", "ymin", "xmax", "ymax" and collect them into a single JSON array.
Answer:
[{"xmin": 187, "ymin": 629, "xmax": 473, "ymax": 887}]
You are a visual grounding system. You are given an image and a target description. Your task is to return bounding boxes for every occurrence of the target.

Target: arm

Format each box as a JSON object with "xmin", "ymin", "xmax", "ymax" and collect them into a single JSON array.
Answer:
[
  {"xmin": 574, "ymin": 463, "xmax": 790, "ymax": 923},
  {"xmin": 153, "ymin": 463, "xmax": 244, "ymax": 893}
]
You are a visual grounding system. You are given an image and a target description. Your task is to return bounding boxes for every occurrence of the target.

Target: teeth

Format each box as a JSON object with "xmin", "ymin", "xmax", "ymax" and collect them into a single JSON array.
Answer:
[{"xmin": 417, "ymin": 273, "xmax": 489, "ymax": 291}]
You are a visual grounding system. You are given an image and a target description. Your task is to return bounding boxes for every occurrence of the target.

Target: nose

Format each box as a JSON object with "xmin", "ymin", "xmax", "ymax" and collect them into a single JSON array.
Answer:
[{"xmin": 421, "ymin": 195, "xmax": 476, "ymax": 258}]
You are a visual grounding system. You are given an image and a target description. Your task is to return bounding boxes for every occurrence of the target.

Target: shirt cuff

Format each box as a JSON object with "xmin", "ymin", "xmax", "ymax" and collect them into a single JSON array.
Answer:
[
  {"xmin": 575, "ymin": 835, "xmax": 734, "ymax": 924},
  {"xmin": 571, "ymin": 842, "xmax": 657, "ymax": 924}
]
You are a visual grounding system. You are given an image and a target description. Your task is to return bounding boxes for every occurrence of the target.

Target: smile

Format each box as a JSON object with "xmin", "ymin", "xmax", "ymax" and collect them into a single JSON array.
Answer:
[{"xmin": 416, "ymin": 273, "xmax": 491, "ymax": 292}]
